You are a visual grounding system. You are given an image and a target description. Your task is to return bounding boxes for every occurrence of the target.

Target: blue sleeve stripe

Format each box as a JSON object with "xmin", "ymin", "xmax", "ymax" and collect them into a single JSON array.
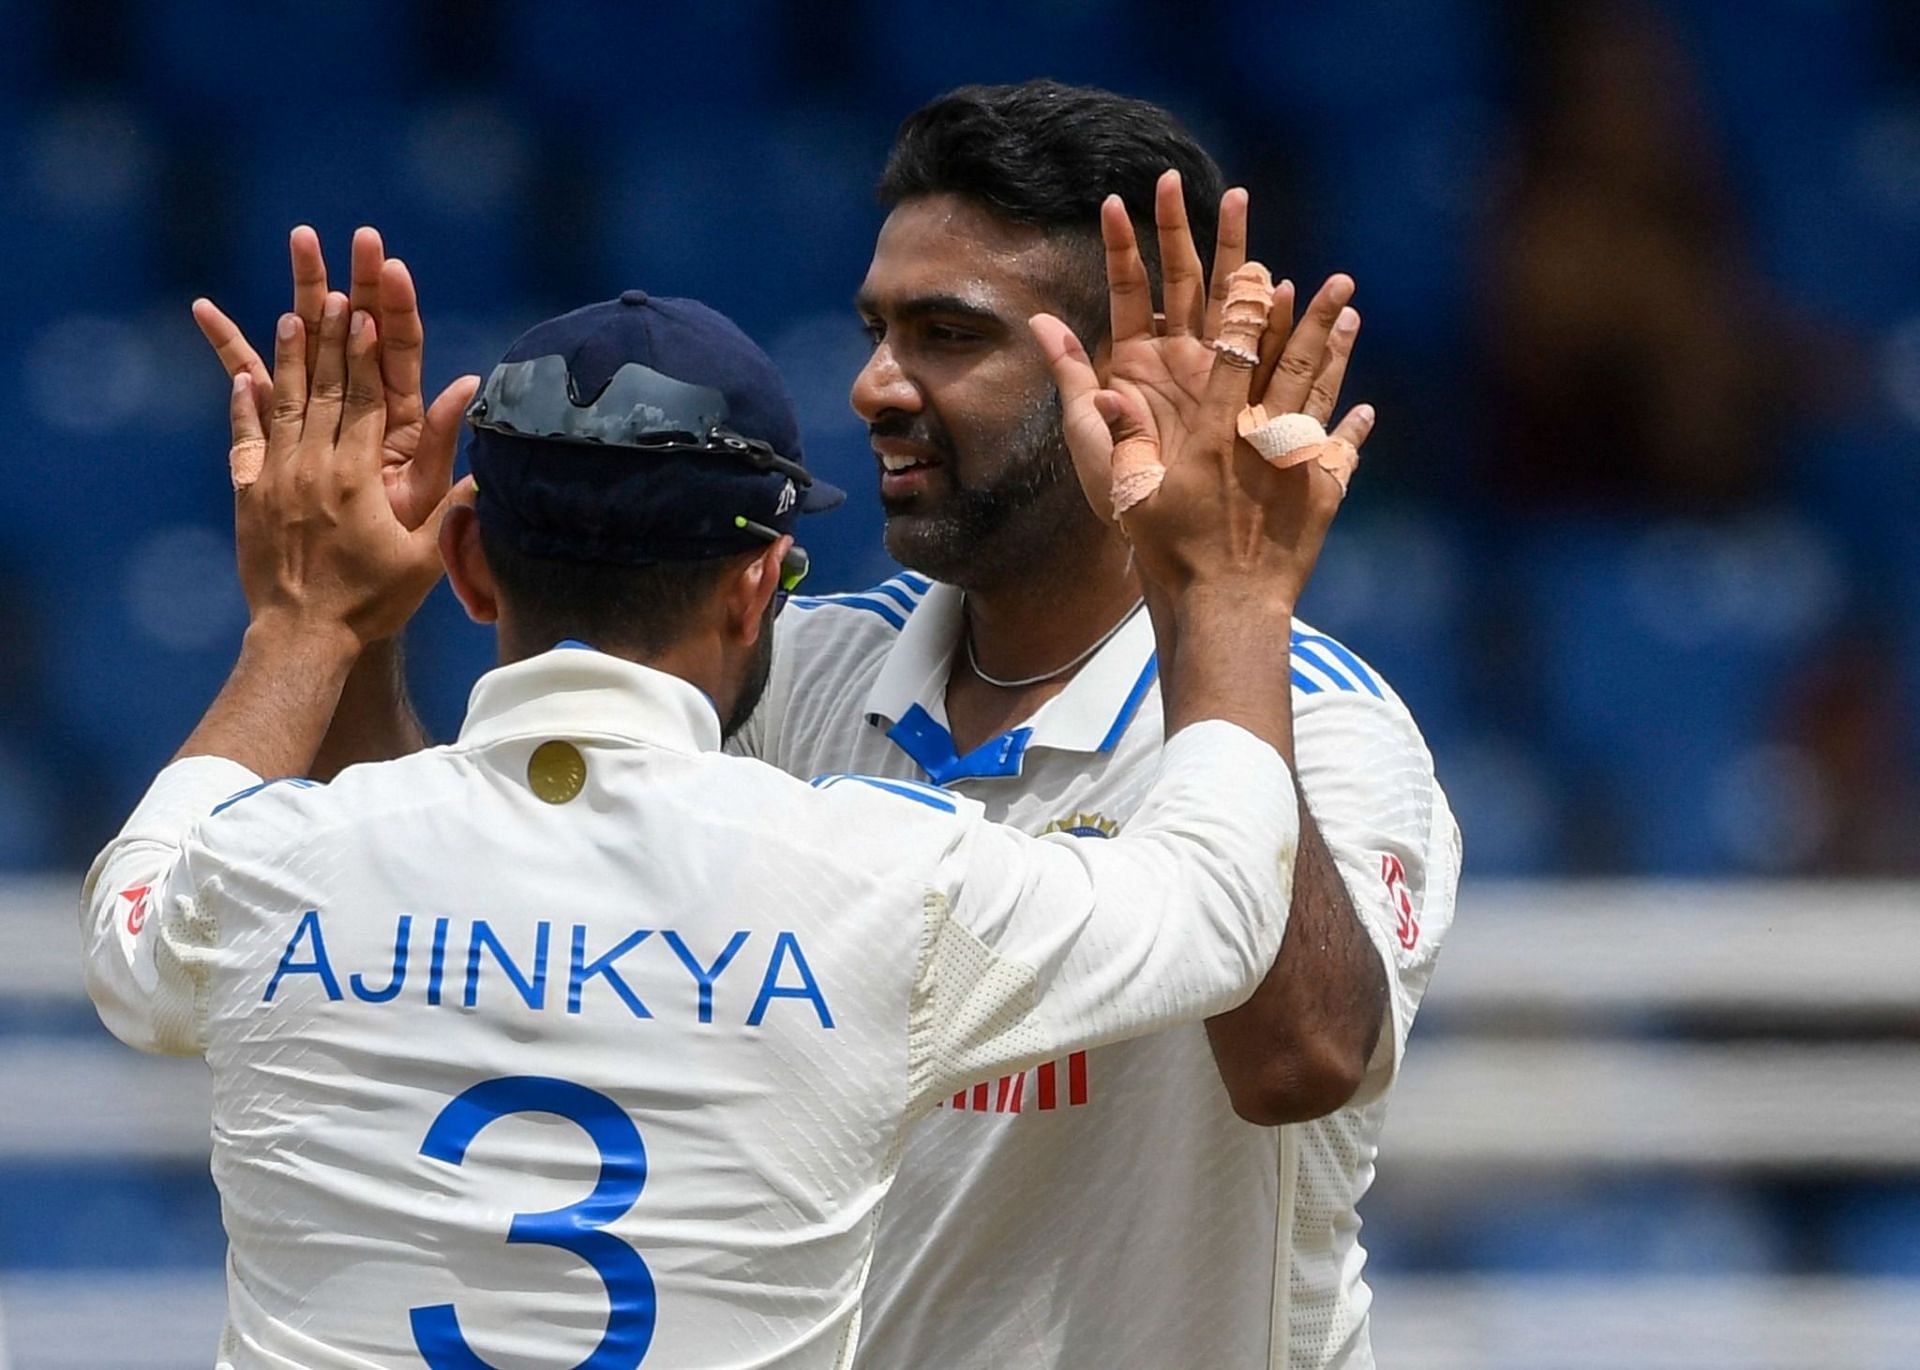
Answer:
[
  {"xmin": 1291, "ymin": 642, "xmax": 1359, "ymax": 693},
  {"xmin": 866, "ymin": 579, "xmax": 924, "ymax": 613},
  {"xmin": 1289, "ymin": 630, "xmax": 1385, "ymax": 698},
  {"xmin": 1289, "ymin": 668, "xmax": 1324, "ymax": 695},
  {"xmin": 211, "ymin": 776, "xmax": 319, "ymax": 816},
  {"xmin": 810, "ymin": 772, "xmax": 957, "ymax": 812},
  {"xmin": 896, "ymin": 571, "xmax": 933, "ymax": 592},
  {"xmin": 789, "ymin": 595, "xmax": 907, "ymax": 631}
]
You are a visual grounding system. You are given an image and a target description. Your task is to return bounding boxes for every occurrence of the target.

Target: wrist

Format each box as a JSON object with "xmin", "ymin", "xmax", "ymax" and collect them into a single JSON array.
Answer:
[
  {"xmin": 242, "ymin": 610, "xmax": 363, "ymax": 676},
  {"xmin": 1169, "ymin": 580, "xmax": 1299, "ymax": 628}
]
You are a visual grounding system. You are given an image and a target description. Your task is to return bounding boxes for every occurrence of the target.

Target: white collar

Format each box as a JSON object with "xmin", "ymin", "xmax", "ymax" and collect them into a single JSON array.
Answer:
[
  {"xmin": 458, "ymin": 647, "xmax": 723, "ymax": 754},
  {"xmin": 863, "ymin": 582, "xmax": 1159, "ymax": 784}
]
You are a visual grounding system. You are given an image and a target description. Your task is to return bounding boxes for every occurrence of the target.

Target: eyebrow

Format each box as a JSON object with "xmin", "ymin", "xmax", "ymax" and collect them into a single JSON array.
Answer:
[{"xmin": 853, "ymin": 292, "xmax": 1009, "ymax": 327}]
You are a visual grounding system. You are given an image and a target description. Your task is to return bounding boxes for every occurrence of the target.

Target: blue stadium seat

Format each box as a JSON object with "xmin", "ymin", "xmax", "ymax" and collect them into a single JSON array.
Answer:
[
  {"xmin": 1216, "ymin": 0, "xmax": 1492, "ymax": 130},
  {"xmin": 761, "ymin": 310, "xmax": 896, "ymax": 594},
  {"xmin": 1516, "ymin": 516, "xmax": 1848, "ymax": 874},
  {"xmin": 1449, "ymin": 1177, "xmax": 1788, "ymax": 1275},
  {"xmin": 41, "ymin": 521, "xmax": 250, "ymax": 816},
  {"xmin": 0, "ymin": 1161, "xmax": 226, "ymax": 1269},
  {"xmin": 1826, "ymin": 1183, "xmax": 1920, "ymax": 1275},
  {"xmin": 1295, "ymin": 510, "xmax": 1472, "ymax": 748},
  {"xmin": 849, "ymin": 0, "xmax": 1157, "ymax": 109},
  {"xmin": 602, "ymin": 109, "xmax": 882, "ymax": 340},
  {"xmin": 497, "ymin": 0, "xmax": 787, "ymax": 124},
  {"xmin": 221, "ymin": 104, "xmax": 530, "ymax": 328},
  {"xmin": 1429, "ymin": 733, "xmax": 1567, "ymax": 876},
  {"xmin": 0, "ymin": 728, "xmax": 64, "ymax": 871},
  {"xmin": 0, "ymin": 100, "xmax": 160, "ymax": 314},
  {"xmin": 128, "ymin": 0, "xmax": 407, "ymax": 122}
]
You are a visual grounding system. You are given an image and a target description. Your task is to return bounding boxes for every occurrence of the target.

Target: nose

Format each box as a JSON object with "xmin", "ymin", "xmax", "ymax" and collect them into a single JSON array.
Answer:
[{"xmin": 850, "ymin": 342, "xmax": 921, "ymax": 425}]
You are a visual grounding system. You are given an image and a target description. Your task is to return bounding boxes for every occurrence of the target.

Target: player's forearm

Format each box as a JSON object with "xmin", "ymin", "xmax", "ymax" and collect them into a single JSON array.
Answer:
[
  {"xmin": 309, "ymin": 638, "xmax": 431, "ymax": 780},
  {"xmin": 1158, "ymin": 584, "xmax": 1296, "ymax": 767},
  {"xmin": 1204, "ymin": 799, "xmax": 1387, "ymax": 1126},
  {"xmin": 175, "ymin": 613, "xmax": 360, "ymax": 779}
]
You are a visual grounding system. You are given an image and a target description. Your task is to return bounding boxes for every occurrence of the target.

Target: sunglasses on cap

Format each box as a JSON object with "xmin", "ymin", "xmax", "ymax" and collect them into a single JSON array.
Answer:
[{"xmin": 734, "ymin": 515, "xmax": 810, "ymax": 614}]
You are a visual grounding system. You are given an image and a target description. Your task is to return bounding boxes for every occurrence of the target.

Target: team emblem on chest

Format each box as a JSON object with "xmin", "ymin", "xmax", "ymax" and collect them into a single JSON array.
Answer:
[{"xmin": 1042, "ymin": 811, "xmax": 1120, "ymax": 839}]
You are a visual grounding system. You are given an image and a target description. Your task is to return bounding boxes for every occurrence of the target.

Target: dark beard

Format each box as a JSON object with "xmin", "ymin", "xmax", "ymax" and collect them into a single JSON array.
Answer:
[
  {"xmin": 881, "ymin": 398, "xmax": 1099, "ymax": 589},
  {"xmin": 721, "ymin": 604, "xmax": 777, "ymax": 741}
]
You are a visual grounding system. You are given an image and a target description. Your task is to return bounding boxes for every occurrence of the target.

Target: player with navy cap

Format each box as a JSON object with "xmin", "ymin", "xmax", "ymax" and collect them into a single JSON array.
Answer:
[{"xmin": 84, "ymin": 264, "xmax": 1352, "ymax": 1366}]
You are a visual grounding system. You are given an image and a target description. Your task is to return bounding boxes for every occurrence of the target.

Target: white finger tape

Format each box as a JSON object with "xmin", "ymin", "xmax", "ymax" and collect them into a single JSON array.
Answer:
[{"xmin": 1237, "ymin": 408, "xmax": 1327, "ymax": 465}]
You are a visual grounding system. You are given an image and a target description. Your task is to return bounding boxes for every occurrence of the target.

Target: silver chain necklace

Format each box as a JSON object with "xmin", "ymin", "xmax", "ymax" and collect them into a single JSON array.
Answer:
[{"xmin": 963, "ymin": 598, "xmax": 1146, "ymax": 689}]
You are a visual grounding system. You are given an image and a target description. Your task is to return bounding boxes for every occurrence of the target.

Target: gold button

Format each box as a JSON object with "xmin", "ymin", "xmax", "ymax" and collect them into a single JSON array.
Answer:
[{"xmin": 527, "ymin": 740, "xmax": 587, "ymax": 805}]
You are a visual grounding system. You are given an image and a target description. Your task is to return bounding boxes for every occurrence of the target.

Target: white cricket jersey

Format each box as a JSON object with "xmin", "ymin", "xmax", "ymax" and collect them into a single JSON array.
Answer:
[
  {"xmin": 734, "ymin": 574, "xmax": 1461, "ymax": 1370},
  {"xmin": 81, "ymin": 648, "xmax": 1303, "ymax": 1370}
]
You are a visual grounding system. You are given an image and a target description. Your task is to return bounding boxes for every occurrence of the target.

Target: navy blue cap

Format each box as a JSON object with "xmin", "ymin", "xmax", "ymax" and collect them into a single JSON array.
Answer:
[{"xmin": 468, "ymin": 289, "xmax": 844, "ymax": 565}]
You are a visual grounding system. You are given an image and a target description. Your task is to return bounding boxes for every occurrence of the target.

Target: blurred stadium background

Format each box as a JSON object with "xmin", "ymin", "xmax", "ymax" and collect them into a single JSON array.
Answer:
[{"xmin": 0, "ymin": 0, "xmax": 1915, "ymax": 1365}]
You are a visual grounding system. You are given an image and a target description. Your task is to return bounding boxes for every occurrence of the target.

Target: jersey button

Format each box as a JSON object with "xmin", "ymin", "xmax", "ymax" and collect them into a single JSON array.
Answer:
[{"xmin": 527, "ymin": 740, "xmax": 587, "ymax": 804}]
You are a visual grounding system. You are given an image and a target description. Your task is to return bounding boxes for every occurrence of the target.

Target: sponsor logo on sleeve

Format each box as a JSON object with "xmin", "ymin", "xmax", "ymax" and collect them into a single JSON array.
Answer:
[
  {"xmin": 1382, "ymin": 853, "xmax": 1418, "ymax": 951},
  {"xmin": 118, "ymin": 884, "xmax": 153, "ymax": 936}
]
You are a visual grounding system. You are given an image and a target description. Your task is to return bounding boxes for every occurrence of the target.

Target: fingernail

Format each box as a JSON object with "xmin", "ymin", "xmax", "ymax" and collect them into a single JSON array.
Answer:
[
  {"xmin": 351, "ymin": 310, "xmax": 367, "ymax": 338},
  {"xmin": 324, "ymin": 295, "xmax": 345, "ymax": 321},
  {"xmin": 1278, "ymin": 279, "xmax": 1294, "ymax": 294},
  {"xmin": 233, "ymin": 373, "xmax": 248, "ymax": 394},
  {"xmin": 1355, "ymin": 404, "xmax": 1376, "ymax": 423},
  {"xmin": 277, "ymin": 314, "xmax": 296, "ymax": 341},
  {"xmin": 1336, "ymin": 306, "xmax": 1359, "ymax": 332}
]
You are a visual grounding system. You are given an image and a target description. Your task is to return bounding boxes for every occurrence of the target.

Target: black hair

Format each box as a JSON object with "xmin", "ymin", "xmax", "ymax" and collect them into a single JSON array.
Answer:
[
  {"xmin": 878, "ymin": 79, "xmax": 1226, "ymax": 342},
  {"xmin": 479, "ymin": 519, "xmax": 740, "ymax": 657}
]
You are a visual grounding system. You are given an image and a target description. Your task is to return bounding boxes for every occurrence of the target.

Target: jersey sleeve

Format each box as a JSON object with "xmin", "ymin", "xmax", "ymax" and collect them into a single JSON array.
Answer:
[
  {"xmin": 903, "ymin": 719, "xmax": 1300, "ymax": 1114},
  {"xmin": 79, "ymin": 756, "xmax": 263, "ymax": 1056},
  {"xmin": 1292, "ymin": 688, "xmax": 1462, "ymax": 1107}
]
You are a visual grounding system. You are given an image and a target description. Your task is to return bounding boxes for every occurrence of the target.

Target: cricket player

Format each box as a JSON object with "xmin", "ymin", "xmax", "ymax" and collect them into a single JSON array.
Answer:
[
  {"xmin": 191, "ymin": 82, "xmax": 1459, "ymax": 1369},
  {"xmin": 88, "ymin": 260, "xmax": 1350, "ymax": 1366}
]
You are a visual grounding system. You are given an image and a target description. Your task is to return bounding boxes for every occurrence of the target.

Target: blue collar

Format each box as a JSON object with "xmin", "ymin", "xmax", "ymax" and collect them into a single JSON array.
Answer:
[{"xmin": 863, "ymin": 582, "xmax": 1159, "ymax": 784}]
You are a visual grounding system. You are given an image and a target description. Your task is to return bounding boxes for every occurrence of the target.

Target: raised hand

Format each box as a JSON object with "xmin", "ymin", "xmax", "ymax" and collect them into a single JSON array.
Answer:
[
  {"xmin": 1032, "ymin": 243, "xmax": 1354, "ymax": 611},
  {"xmin": 1041, "ymin": 173, "xmax": 1374, "ymax": 525},
  {"xmin": 227, "ymin": 292, "xmax": 454, "ymax": 649},
  {"xmin": 194, "ymin": 227, "xmax": 479, "ymax": 534}
]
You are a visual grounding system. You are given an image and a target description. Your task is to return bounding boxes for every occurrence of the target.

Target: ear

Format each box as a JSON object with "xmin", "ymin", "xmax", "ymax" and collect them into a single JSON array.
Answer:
[
  {"xmin": 441, "ymin": 503, "xmax": 499, "ymax": 625},
  {"xmin": 722, "ymin": 538, "xmax": 789, "ymax": 647}
]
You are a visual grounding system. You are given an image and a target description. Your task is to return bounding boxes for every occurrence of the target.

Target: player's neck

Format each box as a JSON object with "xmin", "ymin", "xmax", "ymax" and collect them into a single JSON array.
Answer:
[{"xmin": 943, "ymin": 531, "xmax": 1140, "ymax": 755}]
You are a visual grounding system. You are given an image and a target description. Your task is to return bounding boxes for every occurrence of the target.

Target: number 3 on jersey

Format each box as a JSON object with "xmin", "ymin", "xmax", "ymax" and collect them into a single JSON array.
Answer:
[{"xmin": 411, "ymin": 1076, "xmax": 656, "ymax": 1368}]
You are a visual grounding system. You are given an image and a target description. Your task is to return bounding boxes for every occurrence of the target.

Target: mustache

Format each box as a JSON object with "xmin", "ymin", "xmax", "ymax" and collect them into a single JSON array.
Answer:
[{"xmin": 868, "ymin": 414, "xmax": 957, "ymax": 460}]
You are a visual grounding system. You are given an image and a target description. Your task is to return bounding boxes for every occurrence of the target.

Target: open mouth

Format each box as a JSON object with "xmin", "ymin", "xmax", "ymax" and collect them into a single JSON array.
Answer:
[{"xmin": 880, "ymin": 451, "xmax": 939, "ymax": 475}]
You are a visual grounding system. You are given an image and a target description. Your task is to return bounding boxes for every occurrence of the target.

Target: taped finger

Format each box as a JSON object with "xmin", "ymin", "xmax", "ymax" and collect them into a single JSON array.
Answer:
[
  {"xmin": 1098, "ymin": 390, "xmax": 1165, "ymax": 519},
  {"xmin": 1314, "ymin": 437, "xmax": 1359, "ymax": 494},
  {"xmin": 229, "ymin": 374, "xmax": 267, "ymax": 490},
  {"xmin": 1213, "ymin": 261, "xmax": 1274, "ymax": 367},
  {"xmin": 1237, "ymin": 404, "xmax": 1328, "ymax": 468}
]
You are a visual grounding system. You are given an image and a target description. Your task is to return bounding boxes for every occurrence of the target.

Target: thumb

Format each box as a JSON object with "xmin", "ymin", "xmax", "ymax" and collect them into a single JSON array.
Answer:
[
  {"xmin": 410, "ymin": 473, "xmax": 473, "ymax": 572},
  {"xmin": 1031, "ymin": 313, "xmax": 1123, "ymax": 522},
  {"xmin": 405, "ymin": 374, "xmax": 481, "ymax": 526},
  {"xmin": 1097, "ymin": 386, "xmax": 1166, "ymax": 521}
]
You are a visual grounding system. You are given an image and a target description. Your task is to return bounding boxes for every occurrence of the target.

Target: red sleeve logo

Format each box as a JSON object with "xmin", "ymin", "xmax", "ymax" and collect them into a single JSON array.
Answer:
[
  {"xmin": 1381, "ymin": 854, "xmax": 1418, "ymax": 950},
  {"xmin": 118, "ymin": 884, "xmax": 152, "ymax": 935}
]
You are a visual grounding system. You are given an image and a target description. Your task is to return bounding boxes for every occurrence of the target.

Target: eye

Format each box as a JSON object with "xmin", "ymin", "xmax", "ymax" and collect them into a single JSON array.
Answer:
[
  {"xmin": 860, "ymin": 318, "xmax": 885, "ymax": 347},
  {"xmin": 925, "ymin": 324, "xmax": 979, "ymax": 344}
]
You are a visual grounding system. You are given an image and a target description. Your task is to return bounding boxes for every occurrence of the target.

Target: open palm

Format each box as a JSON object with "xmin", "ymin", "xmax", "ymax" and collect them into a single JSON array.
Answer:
[{"xmin": 193, "ymin": 226, "xmax": 479, "ymax": 532}]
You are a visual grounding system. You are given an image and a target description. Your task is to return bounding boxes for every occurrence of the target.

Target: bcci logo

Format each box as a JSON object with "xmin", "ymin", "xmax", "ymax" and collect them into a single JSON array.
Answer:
[{"xmin": 1043, "ymin": 811, "xmax": 1119, "ymax": 839}]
